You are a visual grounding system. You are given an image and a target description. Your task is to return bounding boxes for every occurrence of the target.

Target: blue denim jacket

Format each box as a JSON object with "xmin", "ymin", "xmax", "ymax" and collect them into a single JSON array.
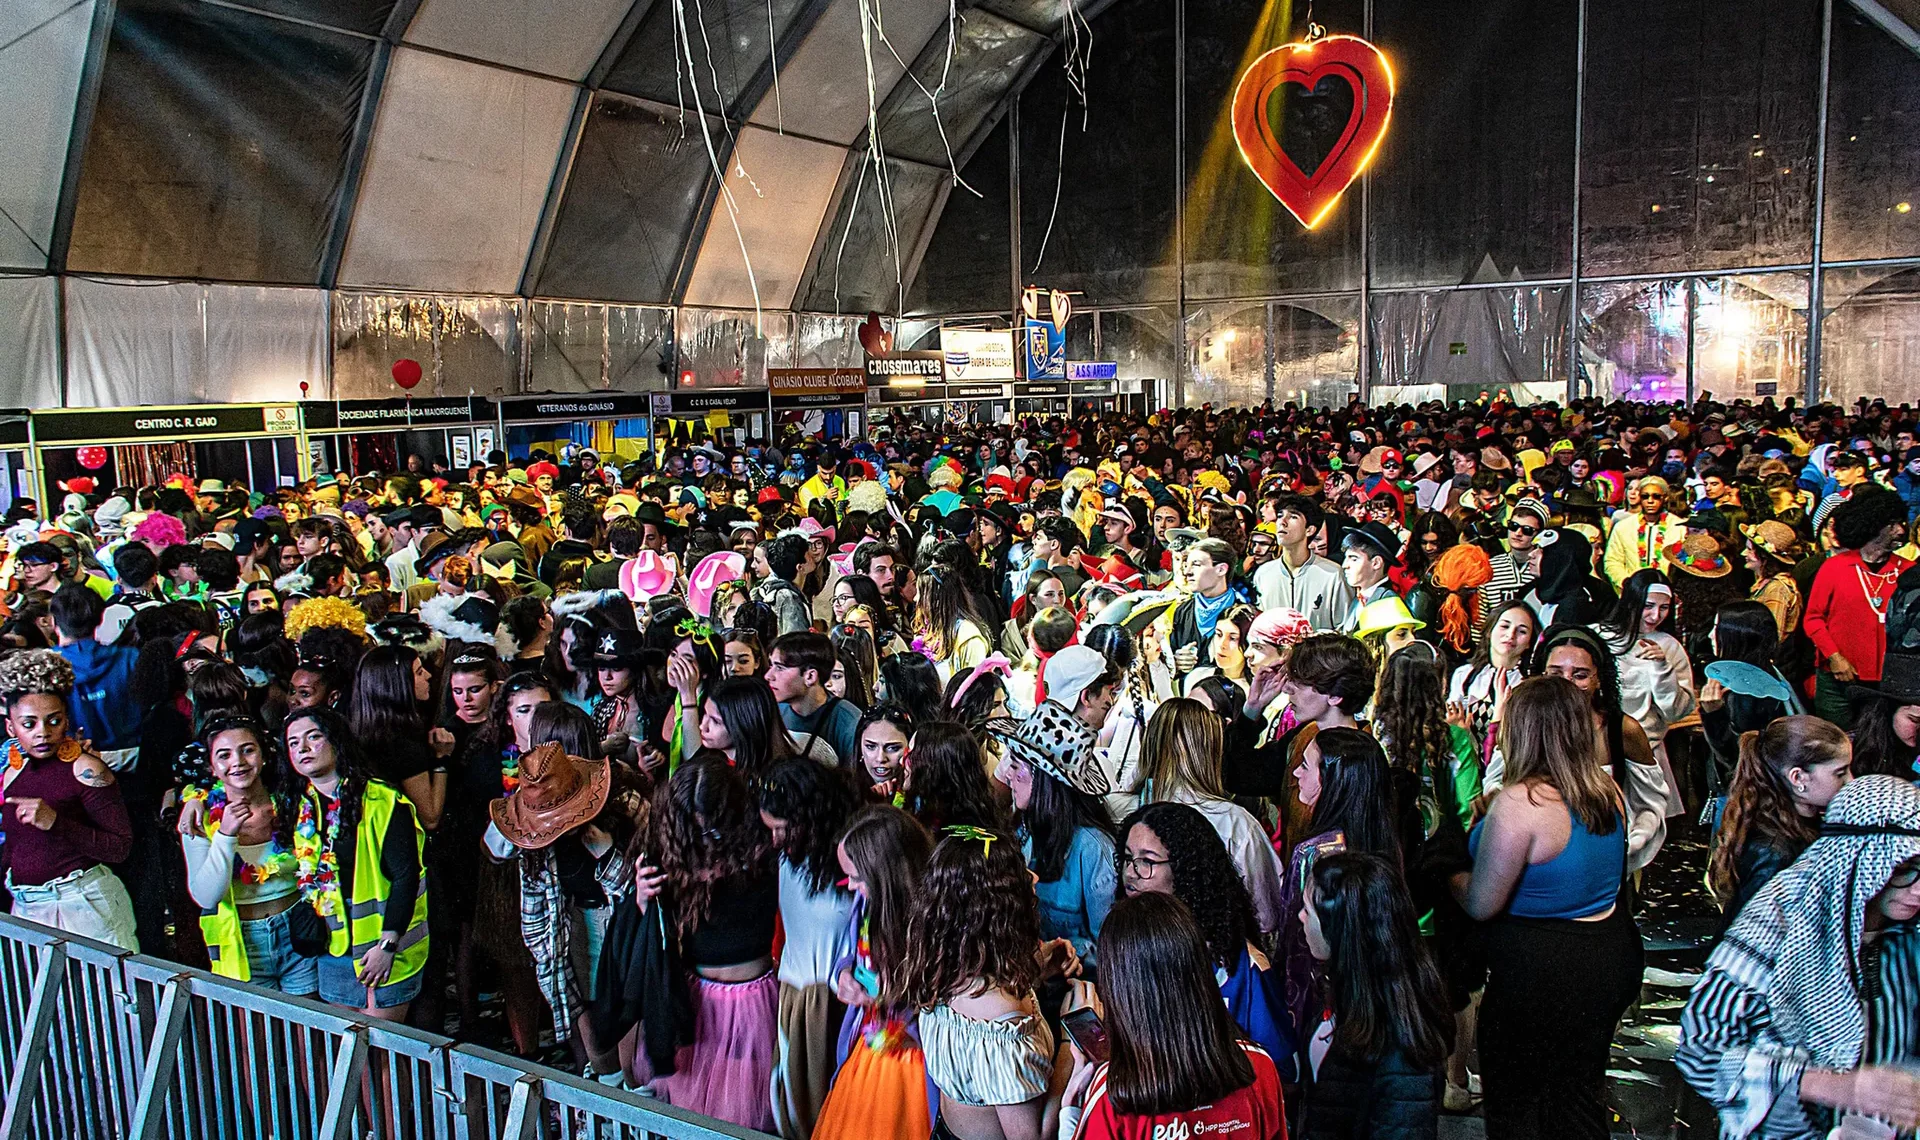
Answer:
[{"xmin": 1022, "ymin": 825, "xmax": 1117, "ymax": 972}]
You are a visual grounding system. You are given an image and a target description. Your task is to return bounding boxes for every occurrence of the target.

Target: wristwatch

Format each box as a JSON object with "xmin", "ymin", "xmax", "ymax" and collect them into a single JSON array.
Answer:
[{"xmin": 378, "ymin": 936, "xmax": 399, "ymax": 953}]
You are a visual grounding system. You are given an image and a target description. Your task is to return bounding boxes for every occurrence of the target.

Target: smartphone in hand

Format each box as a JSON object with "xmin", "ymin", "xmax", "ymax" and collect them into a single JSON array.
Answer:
[{"xmin": 1061, "ymin": 1007, "xmax": 1109, "ymax": 1064}]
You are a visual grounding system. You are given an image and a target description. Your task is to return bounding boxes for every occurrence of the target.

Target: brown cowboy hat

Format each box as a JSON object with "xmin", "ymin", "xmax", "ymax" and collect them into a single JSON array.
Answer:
[
  {"xmin": 489, "ymin": 741, "xmax": 611, "ymax": 849},
  {"xmin": 505, "ymin": 486, "xmax": 547, "ymax": 514}
]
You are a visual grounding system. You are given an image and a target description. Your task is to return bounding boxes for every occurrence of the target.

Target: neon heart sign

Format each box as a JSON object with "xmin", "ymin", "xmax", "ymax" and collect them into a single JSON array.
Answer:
[{"xmin": 1231, "ymin": 29, "xmax": 1394, "ymax": 230}]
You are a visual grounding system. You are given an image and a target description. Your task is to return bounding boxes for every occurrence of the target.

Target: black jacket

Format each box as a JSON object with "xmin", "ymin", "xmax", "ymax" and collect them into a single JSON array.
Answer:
[{"xmin": 1299, "ymin": 1043, "xmax": 1443, "ymax": 1140}]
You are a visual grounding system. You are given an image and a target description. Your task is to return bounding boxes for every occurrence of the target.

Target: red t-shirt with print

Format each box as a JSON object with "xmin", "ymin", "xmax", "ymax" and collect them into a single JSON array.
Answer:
[{"xmin": 1073, "ymin": 1042, "xmax": 1286, "ymax": 1140}]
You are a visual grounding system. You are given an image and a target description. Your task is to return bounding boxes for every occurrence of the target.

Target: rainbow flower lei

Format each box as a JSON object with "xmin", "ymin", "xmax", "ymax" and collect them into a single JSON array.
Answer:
[
  {"xmin": 500, "ymin": 745, "xmax": 522, "ymax": 796},
  {"xmin": 292, "ymin": 792, "xmax": 343, "ymax": 916},
  {"xmin": 181, "ymin": 785, "xmax": 294, "ymax": 885}
]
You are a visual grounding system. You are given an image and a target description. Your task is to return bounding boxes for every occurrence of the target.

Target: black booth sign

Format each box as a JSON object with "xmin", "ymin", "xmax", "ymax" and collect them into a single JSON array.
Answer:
[
  {"xmin": 864, "ymin": 353, "xmax": 944, "ymax": 383},
  {"xmin": 1071, "ymin": 381, "xmax": 1116, "ymax": 397},
  {"xmin": 302, "ymin": 397, "xmax": 486, "ymax": 431},
  {"xmin": 868, "ymin": 383, "xmax": 946, "ymax": 405},
  {"xmin": 1015, "ymin": 382, "xmax": 1069, "ymax": 398},
  {"xmin": 0, "ymin": 410, "xmax": 28, "ymax": 447},
  {"xmin": 950, "ymin": 383, "xmax": 1010, "ymax": 401},
  {"xmin": 770, "ymin": 369, "xmax": 866, "ymax": 409},
  {"xmin": 662, "ymin": 389, "xmax": 768, "ymax": 414},
  {"xmin": 498, "ymin": 393, "xmax": 654, "ymax": 422},
  {"xmin": 34, "ymin": 405, "xmax": 294, "ymax": 444}
]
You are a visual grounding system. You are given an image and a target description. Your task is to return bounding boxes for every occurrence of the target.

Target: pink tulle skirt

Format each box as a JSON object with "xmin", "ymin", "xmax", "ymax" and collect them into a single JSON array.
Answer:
[{"xmin": 643, "ymin": 971, "xmax": 778, "ymax": 1132}]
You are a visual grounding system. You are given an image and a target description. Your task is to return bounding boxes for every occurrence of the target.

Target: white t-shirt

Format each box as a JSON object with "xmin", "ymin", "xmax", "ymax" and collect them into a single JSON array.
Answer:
[{"xmin": 775, "ymin": 858, "xmax": 856, "ymax": 988}]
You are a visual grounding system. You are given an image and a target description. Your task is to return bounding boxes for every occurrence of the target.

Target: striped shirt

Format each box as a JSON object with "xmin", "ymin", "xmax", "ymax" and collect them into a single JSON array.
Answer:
[{"xmin": 1677, "ymin": 921, "xmax": 1920, "ymax": 1139}]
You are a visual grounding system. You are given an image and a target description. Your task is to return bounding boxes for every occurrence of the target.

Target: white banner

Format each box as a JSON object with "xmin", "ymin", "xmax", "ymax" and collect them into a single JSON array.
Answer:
[{"xmin": 940, "ymin": 328, "xmax": 1016, "ymax": 381}]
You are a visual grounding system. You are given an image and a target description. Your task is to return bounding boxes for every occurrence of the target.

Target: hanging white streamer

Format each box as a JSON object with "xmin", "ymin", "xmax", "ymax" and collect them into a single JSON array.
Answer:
[{"xmin": 671, "ymin": 0, "xmax": 764, "ymax": 324}]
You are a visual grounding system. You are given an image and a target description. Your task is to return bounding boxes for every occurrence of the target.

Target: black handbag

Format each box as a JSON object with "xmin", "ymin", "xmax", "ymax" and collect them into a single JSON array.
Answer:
[{"xmin": 286, "ymin": 899, "xmax": 330, "ymax": 958}]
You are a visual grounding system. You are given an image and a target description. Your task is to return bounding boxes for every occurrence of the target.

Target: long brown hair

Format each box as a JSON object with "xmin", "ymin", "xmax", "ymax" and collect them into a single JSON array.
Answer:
[
  {"xmin": 838, "ymin": 806, "xmax": 931, "ymax": 994},
  {"xmin": 1142, "ymin": 697, "xmax": 1226, "ymax": 801},
  {"xmin": 1497, "ymin": 676, "xmax": 1621, "ymax": 835},
  {"xmin": 1373, "ymin": 643, "xmax": 1454, "ymax": 785},
  {"xmin": 1094, "ymin": 893, "xmax": 1256, "ymax": 1116},
  {"xmin": 1708, "ymin": 716, "xmax": 1849, "ymax": 904},
  {"xmin": 893, "ymin": 827, "xmax": 1041, "ymax": 1008}
]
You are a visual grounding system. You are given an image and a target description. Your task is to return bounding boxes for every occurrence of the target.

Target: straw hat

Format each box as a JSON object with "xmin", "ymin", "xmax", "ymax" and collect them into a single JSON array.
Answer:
[
  {"xmin": 1665, "ymin": 532, "xmax": 1733, "ymax": 579},
  {"xmin": 1742, "ymin": 519, "xmax": 1806, "ymax": 563},
  {"xmin": 489, "ymin": 742, "xmax": 612, "ymax": 849}
]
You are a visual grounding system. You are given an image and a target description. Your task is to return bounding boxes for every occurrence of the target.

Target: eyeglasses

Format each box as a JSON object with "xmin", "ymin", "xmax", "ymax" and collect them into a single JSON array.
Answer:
[
  {"xmin": 1891, "ymin": 863, "xmax": 1920, "ymax": 889},
  {"xmin": 1121, "ymin": 852, "xmax": 1170, "ymax": 875}
]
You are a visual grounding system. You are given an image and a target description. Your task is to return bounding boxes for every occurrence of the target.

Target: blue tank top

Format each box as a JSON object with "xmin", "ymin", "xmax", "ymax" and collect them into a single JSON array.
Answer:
[{"xmin": 1469, "ymin": 804, "xmax": 1624, "ymax": 919}]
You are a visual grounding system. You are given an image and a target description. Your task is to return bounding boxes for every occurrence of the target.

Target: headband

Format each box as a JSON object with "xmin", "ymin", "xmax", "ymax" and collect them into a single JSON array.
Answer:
[
  {"xmin": 950, "ymin": 654, "xmax": 1012, "ymax": 709},
  {"xmin": 1643, "ymin": 583, "xmax": 1673, "ymax": 600}
]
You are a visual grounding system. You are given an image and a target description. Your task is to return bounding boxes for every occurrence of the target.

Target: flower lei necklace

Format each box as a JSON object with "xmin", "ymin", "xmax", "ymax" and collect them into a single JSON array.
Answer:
[
  {"xmin": 180, "ymin": 785, "xmax": 293, "ymax": 885},
  {"xmin": 501, "ymin": 745, "xmax": 522, "ymax": 796},
  {"xmin": 293, "ymin": 791, "xmax": 343, "ymax": 916}
]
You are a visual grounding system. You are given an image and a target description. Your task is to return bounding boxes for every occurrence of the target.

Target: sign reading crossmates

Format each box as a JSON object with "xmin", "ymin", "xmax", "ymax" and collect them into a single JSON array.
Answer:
[{"xmin": 863, "ymin": 352, "xmax": 944, "ymax": 384}]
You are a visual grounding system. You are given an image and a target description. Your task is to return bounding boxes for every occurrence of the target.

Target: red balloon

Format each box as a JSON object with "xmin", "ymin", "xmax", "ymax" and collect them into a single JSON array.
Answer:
[
  {"xmin": 392, "ymin": 358, "xmax": 423, "ymax": 390},
  {"xmin": 76, "ymin": 446, "xmax": 108, "ymax": 471}
]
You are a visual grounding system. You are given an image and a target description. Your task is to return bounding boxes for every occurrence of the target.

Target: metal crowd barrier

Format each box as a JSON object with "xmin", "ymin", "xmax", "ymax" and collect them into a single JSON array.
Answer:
[{"xmin": 0, "ymin": 915, "xmax": 765, "ymax": 1140}]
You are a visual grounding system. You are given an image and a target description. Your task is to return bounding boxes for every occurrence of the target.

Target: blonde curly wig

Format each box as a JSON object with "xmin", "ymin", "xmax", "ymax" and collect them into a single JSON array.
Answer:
[
  {"xmin": 283, "ymin": 596, "xmax": 369, "ymax": 644},
  {"xmin": 0, "ymin": 649, "xmax": 75, "ymax": 700}
]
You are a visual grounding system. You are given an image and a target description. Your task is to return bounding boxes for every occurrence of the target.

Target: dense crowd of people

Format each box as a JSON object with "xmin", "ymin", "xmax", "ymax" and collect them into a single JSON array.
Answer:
[{"xmin": 2, "ymin": 392, "xmax": 1919, "ymax": 1140}]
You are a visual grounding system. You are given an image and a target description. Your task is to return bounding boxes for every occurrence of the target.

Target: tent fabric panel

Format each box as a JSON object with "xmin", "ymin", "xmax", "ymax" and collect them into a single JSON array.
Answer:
[
  {"xmin": 599, "ymin": 0, "xmax": 810, "ymax": 117},
  {"xmin": 332, "ymin": 291, "xmax": 519, "ymax": 398},
  {"xmin": 230, "ymin": 0, "xmax": 397, "ymax": 36},
  {"xmin": 0, "ymin": 276, "xmax": 63, "ymax": 409},
  {"xmin": 795, "ymin": 154, "xmax": 946, "ymax": 313},
  {"xmin": 64, "ymin": 0, "xmax": 374, "ymax": 285},
  {"xmin": 402, "ymin": 0, "xmax": 635, "ymax": 81},
  {"xmin": 0, "ymin": 0, "xmax": 95, "ymax": 270},
  {"xmin": 874, "ymin": 8, "xmax": 1046, "ymax": 167},
  {"xmin": 339, "ymin": 48, "xmax": 576, "ymax": 294},
  {"xmin": 533, "ymin": 94, "xmax": 720, "ymax": 305},
  {"xmin": 743, "ymin": 0, "xmax": 953, "ymax": 145},
  {"xmin": 64, "ymin": 278, "xmax": 326, "ymax": 406},
  {"xmin": 682, "ymin": 126, "xmax": 845, "ymax": 310}
]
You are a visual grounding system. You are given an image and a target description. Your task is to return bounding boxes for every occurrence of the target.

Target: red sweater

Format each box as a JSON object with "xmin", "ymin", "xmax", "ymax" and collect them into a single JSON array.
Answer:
[
  {"xmin": 1803, "ymin": 550, "xmax": 1914, "ymax": 681},
  {"xmin": 0, "ymin": 752, "xmax": 132, "ymax": 886}
]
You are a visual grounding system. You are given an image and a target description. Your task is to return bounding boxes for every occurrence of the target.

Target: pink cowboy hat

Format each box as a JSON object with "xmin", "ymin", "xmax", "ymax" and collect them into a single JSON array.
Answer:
[
  {"xmin": 620, "ymin": 549, "xmax": 679, "ymax": 601},
  {"xmin": 686, "ymin": 550, "xmax": 746, "ymax": 619}
]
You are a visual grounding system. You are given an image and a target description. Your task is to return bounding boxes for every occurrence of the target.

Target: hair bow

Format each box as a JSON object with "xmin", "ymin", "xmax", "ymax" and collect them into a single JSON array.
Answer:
[{"xmin": 949, "ymin": 654, "xmax": 1012, "ymax": 709}]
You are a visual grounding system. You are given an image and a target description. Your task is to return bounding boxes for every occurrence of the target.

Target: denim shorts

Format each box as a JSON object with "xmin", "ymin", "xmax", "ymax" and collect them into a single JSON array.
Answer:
[
  {"xmin": 239, "ymin": 907, "xmax": 319, "ymax": 996},
  {"xmin": 569, "ymin": 904, "xmax": 611, "ymax": 997},
  {"xmin": 317, "ymin": 949, "xmax": 425, "ymax": 1010}
]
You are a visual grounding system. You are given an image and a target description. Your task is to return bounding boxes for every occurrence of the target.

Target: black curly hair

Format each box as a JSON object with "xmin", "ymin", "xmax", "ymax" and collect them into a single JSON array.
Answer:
[
  {"xmin": 758, "ymin": 758, "xmax": 861, "ymax": 895},
  {"xmin": 1115, "ymin": 801, "xmax": 1258, "ymax": 971},
  {"xmin": 894, "ymin": 826, "xmax": 1042, "ymax": 1008}
]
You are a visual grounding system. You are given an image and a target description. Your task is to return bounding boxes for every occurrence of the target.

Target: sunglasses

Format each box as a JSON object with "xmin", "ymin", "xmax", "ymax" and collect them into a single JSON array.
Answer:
[{"xmin": 1508, "ymin": 523, "xmax": 1540, "ymax": 537}]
